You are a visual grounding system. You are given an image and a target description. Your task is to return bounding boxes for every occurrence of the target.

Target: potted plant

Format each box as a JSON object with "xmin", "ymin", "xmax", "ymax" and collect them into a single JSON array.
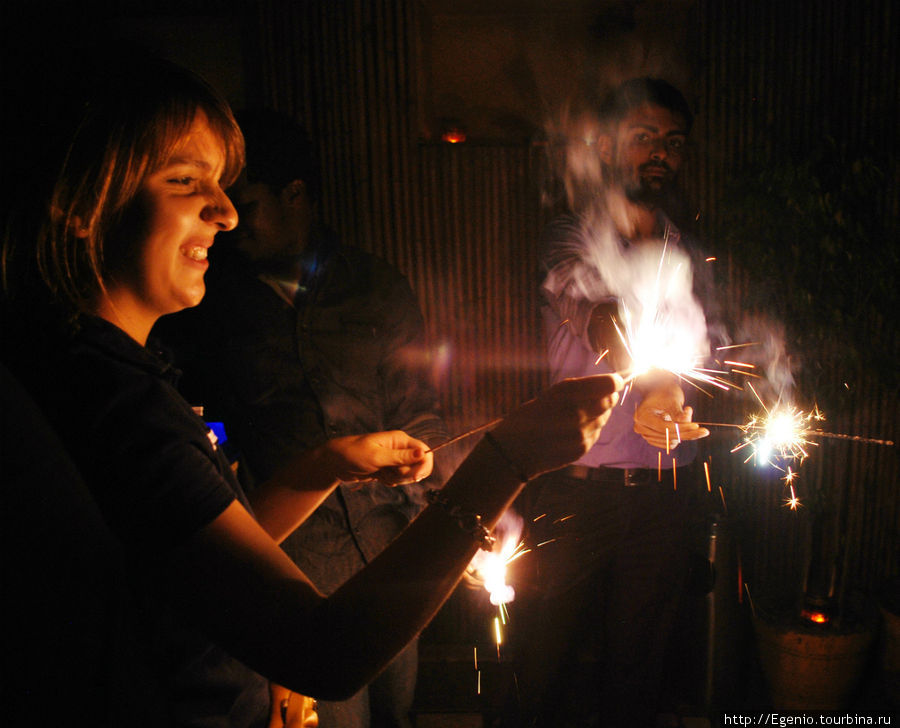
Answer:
[{"xmin": 710, "ymin": 138, "xmax": 897, "ymax": 711}]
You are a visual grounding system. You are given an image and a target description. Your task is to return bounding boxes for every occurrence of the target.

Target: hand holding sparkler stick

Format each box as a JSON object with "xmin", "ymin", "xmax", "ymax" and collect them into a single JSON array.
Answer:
[
  {"xmin": 632, "ymin": 374, "xmax": 710, "ymax": 450},
  {"xmin": 480, "ymin": 373, "xmax": 623, "ymax": 482},
  {"xmin": 427, "ymin": 374, "xmax": 624, "ymax": 463}
]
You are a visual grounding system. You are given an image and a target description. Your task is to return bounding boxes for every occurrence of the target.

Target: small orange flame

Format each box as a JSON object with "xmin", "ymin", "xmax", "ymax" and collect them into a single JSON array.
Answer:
[
  {"xmin": 442, "ymin": 129, "xmax": 466, "ymax": 144},
  {"xmin": 800, "ymin": 608, "xmax": 830, "ymax": 625}
]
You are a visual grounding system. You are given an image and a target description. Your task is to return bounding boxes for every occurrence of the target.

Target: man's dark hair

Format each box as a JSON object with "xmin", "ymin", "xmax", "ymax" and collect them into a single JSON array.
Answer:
[
  {"xmin": 235, "ymin": 108, "xmax": 322, "ymax": 202},
  {"xmin": 600, "ymin": 77, "xmax": 693, "ymax": 133}
]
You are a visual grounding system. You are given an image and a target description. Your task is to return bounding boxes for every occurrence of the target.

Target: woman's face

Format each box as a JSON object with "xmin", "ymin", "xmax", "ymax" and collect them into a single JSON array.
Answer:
[{"xmin": 102, "ymin": 113, "xmax": 237, "ymax": 337}]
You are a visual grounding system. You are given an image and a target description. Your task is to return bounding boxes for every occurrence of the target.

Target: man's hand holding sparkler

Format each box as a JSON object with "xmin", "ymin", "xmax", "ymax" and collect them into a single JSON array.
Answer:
[{"xmin": 633, "ymin": 374, "xmax": 709, "ymax": 450}]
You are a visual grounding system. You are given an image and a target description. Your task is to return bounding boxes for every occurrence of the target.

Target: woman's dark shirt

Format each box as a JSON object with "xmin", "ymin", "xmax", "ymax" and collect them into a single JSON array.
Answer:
[{"xmin": 4, "ymin": 315, "xmax": 269, "ymax": 727}]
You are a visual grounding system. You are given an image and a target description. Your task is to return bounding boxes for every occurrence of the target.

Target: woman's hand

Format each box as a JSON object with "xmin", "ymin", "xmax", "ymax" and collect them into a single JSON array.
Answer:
[
  {"xmin": 633, "ymin": 383, "xmax": 709, "ymax": 450},
  {"xmin": 322, "ymin": 431, "xmax": 432, "ymax": 485},
  {"xmin": 489, "ymin": 373, "xmax": 623, "ymax": 480}
]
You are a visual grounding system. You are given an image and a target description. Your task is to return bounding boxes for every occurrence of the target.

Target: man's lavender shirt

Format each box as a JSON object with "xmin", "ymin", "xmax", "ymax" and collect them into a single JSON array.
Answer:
[{"xmin": 540, "ymin": 213, "xmax": 699, "ymax": 470}]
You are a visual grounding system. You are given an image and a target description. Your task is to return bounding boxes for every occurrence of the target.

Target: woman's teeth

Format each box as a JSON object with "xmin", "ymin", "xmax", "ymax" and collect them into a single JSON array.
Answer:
[{"xmin": 185, "ymin": 246, "xmax": 207, "ymax": 261}]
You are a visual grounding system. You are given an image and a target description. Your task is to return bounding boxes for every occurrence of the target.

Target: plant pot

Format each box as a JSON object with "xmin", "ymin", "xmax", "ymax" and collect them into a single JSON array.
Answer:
[{"xmin": 753, "ymin": 614, "xmax": 876, "ymax": 711}]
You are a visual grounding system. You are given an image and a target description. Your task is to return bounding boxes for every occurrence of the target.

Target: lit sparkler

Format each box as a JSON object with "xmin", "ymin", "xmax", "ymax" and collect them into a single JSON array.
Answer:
[
  {"xmin": 607, "ymin": 240, "xmax": 745, "ymax": 395},
  {"xmin": 466, "ymin": 516, "xmax": 528, "ymax": 608},
  {"xmin": 465, "ymin": 511, "xmax": 528, "ymax": 657},
  {"xmin": 730, "ymin": 383, "xmax": 823, "ymax": 468}
]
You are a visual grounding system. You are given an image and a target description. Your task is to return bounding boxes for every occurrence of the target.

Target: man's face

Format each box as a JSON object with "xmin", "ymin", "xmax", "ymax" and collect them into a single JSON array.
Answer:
[
  {"xmin": 228, "ymin": 174, "xmax": 312, "ymax": 264},
  {"xmin": 609, "ymin": 102, "xmax": 688, "ymax": 207}
]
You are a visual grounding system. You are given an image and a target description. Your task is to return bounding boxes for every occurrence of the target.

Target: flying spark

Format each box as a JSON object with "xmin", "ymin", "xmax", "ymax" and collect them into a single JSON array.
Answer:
[{"xmin": 783, "ymin": 483, "xmax": 802, "ymax": 510}]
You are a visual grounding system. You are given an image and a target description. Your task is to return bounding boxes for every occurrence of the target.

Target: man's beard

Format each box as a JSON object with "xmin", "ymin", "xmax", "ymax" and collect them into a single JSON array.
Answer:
[{"xmin": 621, "ymin": 162, "xmax": 675, "ymax": 207}]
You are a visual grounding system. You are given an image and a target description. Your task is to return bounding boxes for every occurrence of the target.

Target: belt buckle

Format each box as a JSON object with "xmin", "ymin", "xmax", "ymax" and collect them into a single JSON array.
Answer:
[{"xmin": 623, "ymin": 468, "xmax": 640, "ymax": 487}]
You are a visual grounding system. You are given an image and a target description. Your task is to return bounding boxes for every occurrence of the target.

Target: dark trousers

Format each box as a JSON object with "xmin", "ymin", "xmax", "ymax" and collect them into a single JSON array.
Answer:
[{"xmin": 502, "ymin": 467, "xmax": 701, "ymax": 728}]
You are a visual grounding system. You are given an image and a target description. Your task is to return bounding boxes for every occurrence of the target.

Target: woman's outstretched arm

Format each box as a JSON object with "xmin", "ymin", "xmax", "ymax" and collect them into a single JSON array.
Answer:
[{"xmin": 163, "ymin": 374, "xmax": 622, "ymax": 700}]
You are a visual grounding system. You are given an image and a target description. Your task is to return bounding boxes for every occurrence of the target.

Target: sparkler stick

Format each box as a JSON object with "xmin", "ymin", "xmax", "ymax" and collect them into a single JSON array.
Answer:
[
  {"xmin": 690, "ymin": 420, "xmax": 893, "ymax": 447},
  {"xmin": 425, "ymin": 417, "xmax": 505, "ymax": 454},
  {"xmin": 804, "ymin": 431, "xmax": 894, "ymax": 446},
  {"xmin": 744, "ymin": 583, "xmax": 756, "ymax": 617},
  {"xmin": 703, "ymin": 461, "xmax": 711, "ymax": 492}
]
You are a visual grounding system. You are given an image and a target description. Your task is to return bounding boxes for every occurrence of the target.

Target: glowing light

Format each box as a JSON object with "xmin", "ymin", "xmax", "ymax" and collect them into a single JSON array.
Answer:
[
  {"xmin": 730, "ymin": 384, "xmax": 822, "ymax": 468},
  {"xmin": 441, "ymin": 129, "xmax": 466, "ymax": 144},
  {"xmin": 610, "ymin": 240, "xmax": 738, "ymax": 394},
  {"xmin": 800, "ymin": 608, "xmax": 830, "ymax": 625},
  {"xmin": 466, "ymin": 513, "xmax": 527, "ymax": 607},
  {"xmin": 465, "ymin": 512, "xmax": 529, "ymax": 661}
]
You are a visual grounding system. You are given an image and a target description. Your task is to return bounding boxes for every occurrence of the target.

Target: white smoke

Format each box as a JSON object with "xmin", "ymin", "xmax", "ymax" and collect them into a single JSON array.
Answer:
[{"xmin": 546, "ymin": 192, "xmax": 711, "ymax": 376}]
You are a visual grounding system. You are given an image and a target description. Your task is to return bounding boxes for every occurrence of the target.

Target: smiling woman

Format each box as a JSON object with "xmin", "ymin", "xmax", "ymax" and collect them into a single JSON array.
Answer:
[
  {"xmin": 0, "ymin": 50, "xmax": 622, "ymax": 728},
  {"xmin": 2, "ymin": 51, "xmax": 245, "ymax": 339},
  {"xmin": 95, "ymin": 113, "xmax": 239, "ymax": 344}
]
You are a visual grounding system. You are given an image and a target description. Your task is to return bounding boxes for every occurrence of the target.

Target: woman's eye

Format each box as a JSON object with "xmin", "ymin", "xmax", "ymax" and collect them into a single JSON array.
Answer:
[{"xmin": 169, "ymin": 176, "xmax": 196, "ymax": 186}]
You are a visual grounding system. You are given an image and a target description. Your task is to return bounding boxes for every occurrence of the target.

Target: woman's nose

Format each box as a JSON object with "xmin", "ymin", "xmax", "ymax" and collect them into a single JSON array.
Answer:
[{"xmin": 203, "ymin": 188, "xmax": 239, "ymax": 231}]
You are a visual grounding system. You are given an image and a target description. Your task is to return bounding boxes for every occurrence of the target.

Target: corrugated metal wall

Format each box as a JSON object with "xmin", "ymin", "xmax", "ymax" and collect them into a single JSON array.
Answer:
[
  {"xmin": 252, "ymin": 0, "xmax": 553, "ymax": 444},
  {"xmin": 250, "ymin": 0, "xmax": 897, "ymax": 626}
]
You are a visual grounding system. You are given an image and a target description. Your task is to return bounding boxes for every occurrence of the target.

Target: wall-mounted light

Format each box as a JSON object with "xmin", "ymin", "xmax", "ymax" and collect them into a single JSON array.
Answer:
[{"xmin": 439, "ymin": 118, "xmax": 466, "ymax": 143}]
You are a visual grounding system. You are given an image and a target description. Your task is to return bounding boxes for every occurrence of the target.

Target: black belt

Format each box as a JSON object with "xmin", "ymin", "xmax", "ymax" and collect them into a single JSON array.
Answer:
[{"xmin": 561, "ymin": 464, "xmax": 677, "ymax": 487}]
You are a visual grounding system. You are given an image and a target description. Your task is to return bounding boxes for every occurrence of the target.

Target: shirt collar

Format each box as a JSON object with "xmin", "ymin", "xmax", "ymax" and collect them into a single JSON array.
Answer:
[{"xmin": 76, "ymin": 315, "xmax": 180, "ymax": 383}]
